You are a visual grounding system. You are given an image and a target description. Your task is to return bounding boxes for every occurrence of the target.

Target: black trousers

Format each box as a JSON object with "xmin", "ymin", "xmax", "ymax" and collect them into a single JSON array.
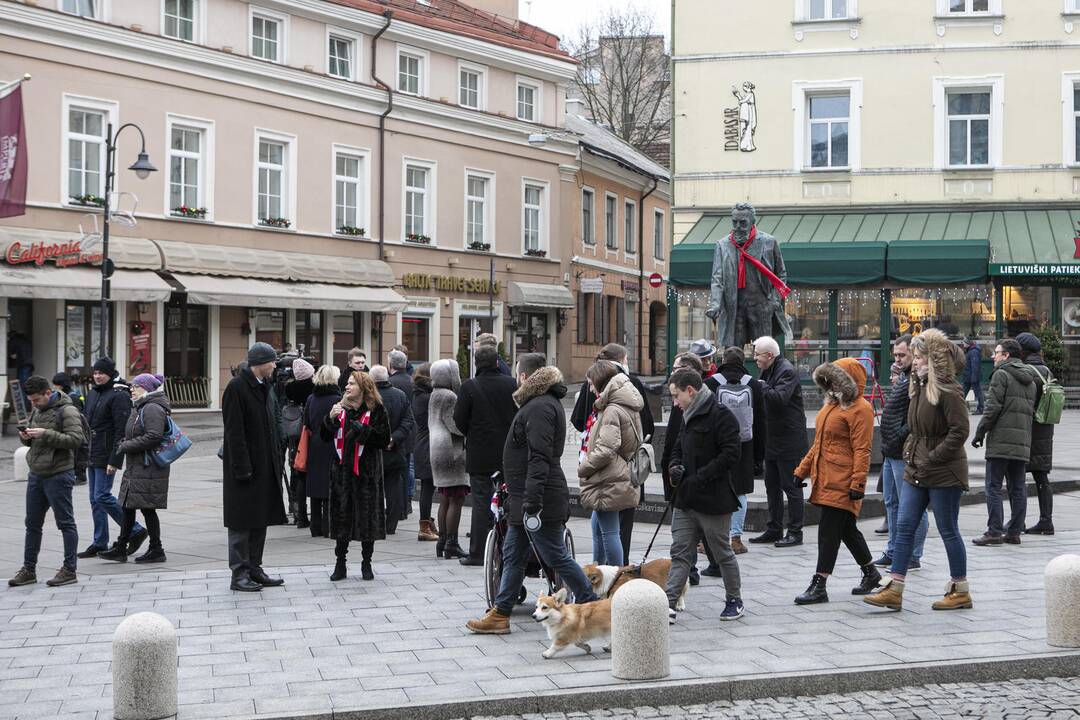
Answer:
[
  {"xmin": 418, "ymin": 477, "xmax": 435, "ymax": 521},
  {"xmin": 765, "ymin": 456, "xmax": 804, "ymax": 534},
  {"xmin": 618, "ymin": 485, "xmax": 644, "ymax": 562},
  {"xmin": 815, "ymin": 505, "xmax": 871, "ymax": 574},
  {"xmin": 120, "ymin": 508, "xmax": 161, "ymax": 550},
  {"xmin": 467, "ymin": 472, "xmax": 496, "ymax": 559},
  {"xmin": 383, "ymin": 456, "xmax": 404, "ymax": 534},
  {"xmin": 228, "ymin": 527, "xmax": 267, "ymax": 580},
  {"xmin": 1030, "ymin": 469, "xmax": 1053, "ymax": 526}
]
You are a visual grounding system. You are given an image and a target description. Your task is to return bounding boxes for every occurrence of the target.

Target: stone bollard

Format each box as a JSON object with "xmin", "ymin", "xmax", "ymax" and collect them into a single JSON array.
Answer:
[
  {"xmin": 112, "ymin": 612, "xmax": 178, "ymax": 720},
  {"xmin": 13, "ymin": 446, "xmax": 29, "ymax": 482},
  {"xmin": 611, "ymin": 578, "xmax": 670, "ymax": 680},
  {"xmin": 1046, "ymin": 554, "xmax": 1080, "ymax": 648}
]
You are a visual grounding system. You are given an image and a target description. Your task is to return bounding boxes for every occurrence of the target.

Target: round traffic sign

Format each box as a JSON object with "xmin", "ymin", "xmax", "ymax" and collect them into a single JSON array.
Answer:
[{"xmin": 648, "ymin": 272, "xmax": 664, "ymax": 288}]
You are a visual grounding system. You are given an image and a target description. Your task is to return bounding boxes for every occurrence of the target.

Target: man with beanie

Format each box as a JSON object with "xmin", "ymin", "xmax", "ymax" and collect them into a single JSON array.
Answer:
[
  {"xmin": 79, "ymin": 357, "xmax": 145, "ymax": 559},
  {"xmin": 222, "ymin": 342, "xmax": 288, "ymax": 591},
  {"xmin": 1016, "ymin": 332, "xmax": 1056, "ymax": 535},
  {"xmin": 8, "ymin": 375, "xmax": 85, "ymax": 588},
  {"xmin": 388, "ymin": 349, "xmax": 415, "ymax": 519}
]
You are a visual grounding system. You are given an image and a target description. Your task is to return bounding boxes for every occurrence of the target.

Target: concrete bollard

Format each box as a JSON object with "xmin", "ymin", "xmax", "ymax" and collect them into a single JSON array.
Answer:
[
  {"xmin": 112, "ymin": 612, "xmax": 178, "ymax": 720},
  {"xmin": 611, "ymin": 578, "xmax": 670, "ymax": 680},
  {"xmin": 13, "ymin": 446, "xmax": 29, "ymax": 482},
  {"xmin": 1046, "ymin": 554, "xmax": 1080, "ymax": 648}
]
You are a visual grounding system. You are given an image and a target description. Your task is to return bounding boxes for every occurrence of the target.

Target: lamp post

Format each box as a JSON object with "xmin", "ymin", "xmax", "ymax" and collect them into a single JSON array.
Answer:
[{"xmin": 98, "ymin": 123, "xmax": 156, "ymax": 360}]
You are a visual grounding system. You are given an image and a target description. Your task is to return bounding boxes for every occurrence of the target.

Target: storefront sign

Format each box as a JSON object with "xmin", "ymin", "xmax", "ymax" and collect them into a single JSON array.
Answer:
[
  {"xmin": 621, "ymin": 280, "xmax": 640, "ymax": 302},
  {"xmin": 990, "ymin": 263, "xmax": 1080, "ymax": 277},
  {"xmin": 579, "ymin": 277, "xmax": 604, "ymax": 294},
  {"xmin": 3, "ymin": 239, "xmax": 102, "ymax": 267},
  {"xmin": 128, "ymin": 321, "xmax": 152, "ymax": 375},
  {"xmin": 401, "ymin": 273, "xmax": 498, "ymax": 294}
]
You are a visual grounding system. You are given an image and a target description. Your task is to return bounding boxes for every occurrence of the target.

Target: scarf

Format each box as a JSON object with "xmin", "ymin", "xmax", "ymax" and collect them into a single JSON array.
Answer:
[
  {"xmin": 730, "ymin": 225, "xmax": 792, "ymax": 300},
  {"xmin": 681, "ymin": 385, "xmax": 714, "ymax": 425},
  {"xmin": 335, "ymin": 408, "xmax": 371, "ymax": 475},
  {"xmin": 579, "ymin": 410, "xmax": 598, "ymax": 464}
]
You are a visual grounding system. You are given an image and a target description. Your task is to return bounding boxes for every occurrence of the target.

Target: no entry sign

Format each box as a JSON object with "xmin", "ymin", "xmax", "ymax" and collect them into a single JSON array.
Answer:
[{"xmin": 648, "ymin": 272, "xmax": 664, "ymax": 288}]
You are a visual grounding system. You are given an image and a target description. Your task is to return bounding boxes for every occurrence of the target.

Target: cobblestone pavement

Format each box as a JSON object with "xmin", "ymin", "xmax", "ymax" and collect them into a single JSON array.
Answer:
[{"xmin": 464, "ymin": 676, "xmax": 1080, "ymax": 719}]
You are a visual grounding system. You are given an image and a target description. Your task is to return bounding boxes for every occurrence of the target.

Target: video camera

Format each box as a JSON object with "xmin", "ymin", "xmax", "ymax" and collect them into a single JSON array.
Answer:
[{"xmin": 273, "ymin": 350, "xmax": 315, "ymax": 385}]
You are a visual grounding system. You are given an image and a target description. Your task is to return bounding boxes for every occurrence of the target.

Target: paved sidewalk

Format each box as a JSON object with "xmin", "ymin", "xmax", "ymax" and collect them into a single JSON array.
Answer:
[{"xmin": 1, "ymin": 453, "xmax": 1079, "ymax": 719}]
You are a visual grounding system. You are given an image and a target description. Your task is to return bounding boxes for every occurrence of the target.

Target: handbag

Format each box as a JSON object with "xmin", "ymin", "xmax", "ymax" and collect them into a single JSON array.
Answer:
[
  {"xmin": 626, "ymin": 416, "xmax": 653, "ymax": 489},
  {"xmin": 293, "ymin": 426, "xmax": 310, "ymax": 471},
  {"xmin": 141, "ymin": 409, "xmax": 193, "ymax": 469}
]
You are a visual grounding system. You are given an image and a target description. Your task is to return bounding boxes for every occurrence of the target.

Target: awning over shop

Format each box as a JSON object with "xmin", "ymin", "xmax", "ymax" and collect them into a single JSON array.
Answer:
[
  {"xmin": 171, "ymin": 273, "xmax": 407, "ymax": 312},
  {"xmin": 507, "ymin": 281, "xmax": 575, "ymax": 308},
  {"xmin": 0, "ymin": 265, "xmax": 173, "ymax": 302},
  {"xmin": 985, "ymin": 209, "xmax": 1080, "ymax": 278}
]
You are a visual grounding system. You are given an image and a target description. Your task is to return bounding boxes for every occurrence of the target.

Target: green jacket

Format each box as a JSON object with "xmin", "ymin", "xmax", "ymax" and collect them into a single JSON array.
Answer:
[
  {"xmin": 974, "ymin": 358, "xmax": 1037, "ymax": 462},
  {"xmin": 22, "ymin": 392, "xmax": 85, "ymax": 476}
]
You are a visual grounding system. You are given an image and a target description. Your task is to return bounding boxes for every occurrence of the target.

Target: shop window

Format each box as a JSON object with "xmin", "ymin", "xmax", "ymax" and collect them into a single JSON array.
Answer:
[
  {"xmin": 64, "ymin": 302, "xmax": 111, "ymax": 379},
  {"xmin": 163, "ymin": 0, "xmax": 197, "ymax": 42},
  {"xmin": 514, "ymin": 312, "xmax": 549, "ymax": 356},
  {"xmin": 1061, "ymin": 290, "xmax": 1080, "ymax": 385},
  {"xmin": 674, "ymin": 289, "xmax": 711, "ymax": 354},
  {"xmin": 458, "ymin": 316, "xmax": 494, "ymax": 377},
  {"xmin": 594, "ymin": 294, "xmax": 605, "ymax": 342},
  {"xmin": 332, "ymin": 312, "xmax": 364, "ymax": 369},
  {"xmin": 295, "ymin": 310, "xmax": 323, "ymax": 364},
  {"xmin": 164, "ymin": 299, "xmax": 207, "ymax": 378},
  {"xmin": 401, "ymin": 316, "xmax": 430, "ymax": 364},
  {"xmin": 837, "ymin": 290, "xmax": 884, "ymax": 372},
  {"xmin": 1003, "ymin": 286, "xmax": 1052, "ymax": 338},
  {"xmin": 787, "ymin": 289, "xmax": 831, "ymax": 379},
  {"xmin": 892, "ymin": 285, "xmax": 995, "ymax": 345},
  {"xmin": 254, "ymin": 309, "xmax": 285, "ymax": 352}
]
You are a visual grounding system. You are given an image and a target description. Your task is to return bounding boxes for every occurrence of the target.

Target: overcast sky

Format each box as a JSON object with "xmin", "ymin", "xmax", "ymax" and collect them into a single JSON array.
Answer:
[{"xmin": 518, "ymin": 0, "xmax": 671, "ymax": 48}]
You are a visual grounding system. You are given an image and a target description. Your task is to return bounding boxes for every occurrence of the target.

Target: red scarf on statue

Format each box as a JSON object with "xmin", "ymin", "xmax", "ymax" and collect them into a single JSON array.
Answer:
[
  {"xmin": 730, "ymin": 225, "xmax": 792, "ymax": 299},
  {"xmin": 335, "ymin": 409, "xmax": 371, "ymax": 475}
]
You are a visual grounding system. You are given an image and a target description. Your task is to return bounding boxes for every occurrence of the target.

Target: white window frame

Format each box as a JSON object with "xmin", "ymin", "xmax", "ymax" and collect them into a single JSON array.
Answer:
[
  {"xmin": 516, "ymin": 76, "xmax": 543, "ymax": 123},
  {"xmin": 251, "ymin": 128, "xmax": 297, "ymax": 227},
  {"xmin": 937, "ymin": 0, "xmax": 1001, "ymax": 15},
  {"xmin": 326, "ymin": 27, "xmax": 361, "ymax": 82},
  {"xmin": 604, "ymin": 191, "xmax": 619, "ymax": 251},
  {"xmin": 458, "ymin": 60, "xmax": 487, "ymax": 110},
  {"xmin": 522, "ymin": 178, "xmax": 549, "ymax": 254},
  {"xmin": 933, "ymin": 75, "xmax": 1003, "ymax": 170},
  {"xmin": 401, "ymin": 157, "xmax": 437, "ymax": 244},
  {"xmin": 581, "ymin": 186, "xmax": 596, "ymax": 246},
  {"xmin": 1062, "ymin": 72, "xmax": 1080, "ymax": 167},
  {"xmin": 248, "ymin": 6, "xmax": 288, "ymax": 65},
  {"xmin": 792, "ymin": 78, "xmax": 862, "ymax": 172},
  {"xmin": 796, "ymin": 0, "xmax": 857, "ymax": 21},
  {"xmin": 624, "ymin": 199, "xmax": 637, "ymax": 255},
  {"xmin": 653, "ymin": 208, "xmax": 666, "ymax": 261},
  {"xmin": 60, "ymin": 94, "xmax": 118, "ymax": 206},
  {"xmin": 331, "ymin": 144, "xmax": 371, "ymax": 236},
  {"xmin": 1068, "ymin": 0, "xmax": 1080, "ymax": 13},
  {"xmin": 60, "ymin": 0, "xmax": 110, "ymax": 21},
  {"xmin": 165, "ymin": 114, "xmax": 215, "ymax": 220},
  {"xmin": 160, "ymin": 0, "xmax": 204, "ymax": 43},
  {"xmin": 396, "ymin": 44, "xmax": 429, "ymax": 97},
  {"xmin": 463, "ymin": 168, "xmax": 495, "ymax": 249}
]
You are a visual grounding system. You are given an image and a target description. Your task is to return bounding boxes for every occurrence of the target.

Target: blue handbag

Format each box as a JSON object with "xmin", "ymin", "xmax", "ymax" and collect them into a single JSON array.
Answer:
[{"xmin": 140, "ymin": 409, "xmax": 193, "ymax": 468}]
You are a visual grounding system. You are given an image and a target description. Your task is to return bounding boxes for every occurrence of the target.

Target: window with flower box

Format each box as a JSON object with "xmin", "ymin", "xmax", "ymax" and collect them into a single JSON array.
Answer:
[
  {"xmin": 403, "ymin": 158, "xmax": 436, "ymax": 243},
  {"xmin": 168, "ymin": 121, "xmax": 210, "ymax": 219},
  {"xmin": 523, "ymin": 180, "xmax": 547, "ymax": 254},
  {"xmin": 334, "ymin": 147, "xmax": 368, "ymax": 236},
  {"xmin": 254, "ymin": 130, "xmax": 295, "ymax": 228},
  {"xmin": 465, "ymin": 171, "xmax": 492, "ymax": 250},
  {"xmin": 63, "ymin": 95, "xmax": 116, "ymax": 206}
]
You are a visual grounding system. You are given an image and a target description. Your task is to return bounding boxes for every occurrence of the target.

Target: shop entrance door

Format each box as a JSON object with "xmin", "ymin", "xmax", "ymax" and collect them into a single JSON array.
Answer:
[
  {"xmin": 458, "ymin": 315, "xmax": 494, "ymax": 377},
  {"xmin": 164, "ymin": 296, "xmax": 209, "ymax": 408},
  {"xmin": 7, "ymin": 299, "xmax": 33, "ymax": 385},
  {"xmin": 514, "ymin": 312, "xmax": 549, "ymax": 358}
]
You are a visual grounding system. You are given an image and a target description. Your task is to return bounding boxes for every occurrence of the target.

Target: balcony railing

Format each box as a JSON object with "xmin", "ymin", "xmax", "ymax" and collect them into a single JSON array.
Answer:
[{"xmin": 164, "ymin": 376, "xmax": 212, "ymax": 409}]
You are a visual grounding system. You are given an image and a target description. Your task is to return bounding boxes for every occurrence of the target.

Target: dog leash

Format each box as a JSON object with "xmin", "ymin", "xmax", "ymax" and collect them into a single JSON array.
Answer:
[{"xmin": 638, "ymin": 497, "xmax": 673, "ymax": 565}]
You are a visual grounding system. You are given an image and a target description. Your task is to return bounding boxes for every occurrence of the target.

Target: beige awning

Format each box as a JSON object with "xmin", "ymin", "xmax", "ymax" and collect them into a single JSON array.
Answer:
[
  {"xmin": 0, "ymin": 227, "xmax": 163, "ymax": 269},
  {"xmin": 0, "ymin": 265, "xmax": 173, "ymax": 302},
  {"xmin": 172, "ymin": 273, "xmax": 407, "ymax": 312},
  {"xmin": 507, "ymin": 281, "xmax": 574, "ymax": 308}
]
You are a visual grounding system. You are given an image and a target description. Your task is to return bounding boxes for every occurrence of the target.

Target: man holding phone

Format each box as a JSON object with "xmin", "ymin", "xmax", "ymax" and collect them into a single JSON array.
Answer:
[{"xmin": 8, "ymin": 375, "xmax": 85, "ymax": 587}]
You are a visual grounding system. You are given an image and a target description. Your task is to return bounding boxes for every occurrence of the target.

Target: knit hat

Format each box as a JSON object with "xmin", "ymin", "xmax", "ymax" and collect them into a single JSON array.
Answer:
[
  {"xmin": 92, "ymin": 357, "xmax": 116, "ymax": 375},
  {"xmin": 292, "ymin": 358, "xmax": 314, "ymax": 381},
  {"xmin": 247, "ymin": 342, "xmax": 278, "ymax": 366},
  {"xmin": 51, "ymin": 371, "xmax": 73, "ymax": 388},
  {"xmin": 131, "ymin": 373, "xmax": 164, "ymax": 392},
  {"xmin": 1015, "ymin": 332, "xmax": 1041, "ymax": 354}
]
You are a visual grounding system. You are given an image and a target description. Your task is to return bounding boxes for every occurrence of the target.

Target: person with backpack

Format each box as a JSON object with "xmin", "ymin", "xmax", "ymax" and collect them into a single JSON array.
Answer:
[
  {"xmin": 53, "ymin": 372, "xmax": 89, "ymax": 487},
  {"xmin": 792, "ymin": 359, "xmax": 881, "ymax": 604},
  {"xmin": 714, "ymin": 347, "xmax": 765, "ymax": 556},
  {"xmin": 283, "ymin": 359, "xmax": 315, "ymax": 529},
  {"xmin": 1016, "ymin": 332, "xmax": 1058, "ymax": 536},
  {"xmin": 962, "ymin": 337, "xmax": 985, "ymax": 415}
]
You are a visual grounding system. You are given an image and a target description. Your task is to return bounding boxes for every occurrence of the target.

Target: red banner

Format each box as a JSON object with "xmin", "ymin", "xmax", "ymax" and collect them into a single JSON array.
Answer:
[{"xmin": 0, "ymin": 84, "xmax": 27, "ymax": 218}]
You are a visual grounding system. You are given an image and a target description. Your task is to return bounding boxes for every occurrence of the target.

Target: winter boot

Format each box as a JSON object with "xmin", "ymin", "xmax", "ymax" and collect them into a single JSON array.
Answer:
[
  {"xmin": 134, "ymin": 547, "xmax": 167, "ymax": 564},
  {"xmin": 330, "ymin": 540, "xmax": 348, "ymax": 581},
  {"xmin": 98, "ymin": 540, "xmax": 129, "ymax": 563},
  {"xmin": 361, "ymin": 541, "xmax": 374, "ymax": 581},
  {"xmin": 466, "ymin": 608, "xmax": 510, "ymax": 635},
  {"xmin": 296, "ymin": 500, "xmax": 310, "ymax": 530},
  {"xmin": 852, "ymin": 563, "xmax": 882, "ymax": 595},
  {"xmin": 436, "ymin": 531, "xmax": 447, "ymax": 558},
  {"xmin": 417, "ymin": 519, "xmax": 439, "ymax": 542},
  {"xmin": 863, "ymin": 577, "xmax": 904, "ymax": 611},
  {"xmin": 443, "ymin": 534, "xmax": 467, "ymax": 560},
  {"xmin": 932, "ymin": 580, "xmax": 972, "ymax": 610},
  {"xmin": 794, "ymin": 573, "xmax": 829, "ymax": 605}
]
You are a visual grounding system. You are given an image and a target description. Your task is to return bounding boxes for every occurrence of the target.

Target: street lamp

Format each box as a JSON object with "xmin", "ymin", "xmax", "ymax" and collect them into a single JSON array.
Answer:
[{"xmin": 98, "ymin": 123, "xmax": 156, "ymax": 360}]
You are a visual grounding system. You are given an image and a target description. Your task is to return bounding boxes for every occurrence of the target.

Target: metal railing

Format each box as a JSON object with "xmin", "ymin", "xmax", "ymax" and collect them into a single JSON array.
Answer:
[{"xmin": 164, "ymin": 376, "xmax": 211, "ymax": 409}]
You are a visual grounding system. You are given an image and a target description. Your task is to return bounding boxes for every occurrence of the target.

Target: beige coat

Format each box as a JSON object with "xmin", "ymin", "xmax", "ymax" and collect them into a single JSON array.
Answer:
[{"xmin": 578, "ymin": 374, "xmax": 643, "ymax": 512}]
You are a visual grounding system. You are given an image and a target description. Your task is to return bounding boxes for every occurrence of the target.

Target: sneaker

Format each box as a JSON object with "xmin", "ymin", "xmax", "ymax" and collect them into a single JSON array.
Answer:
[
  {"xmin": 700, "ymin": 565, "xmax": 724, "ymax": 577},
  {"xmin": 907, "ymin": 558, "xmax": 921, "ymax": 571},
  {"xmin": 46, "ymin": 568, "xmax": 77, "ymax": 587},
  {"xmin": 7, "ymin": 567, "xmax": 36, "ymax": 587},
  {"xmin": 76, "ymin": 545, "xmax": 105, "ymax": 559},
  {"xmin": 126, "ymin": 528, "xmax": 149, "ymax": 556},
  {"xmin": 873, "ymin": 519, "xmax": 889, "ymax": 535},
  {"xmin": 872, "ymin": 553, "xmax": 892, "ymax": 568},
  {"xmin": 466, "ymin": 608, "xmax": 510, "ymax": 635},
  {"xmin": 668, "ymin": 607, "xmax": 677, "ymax": 625},
  {"xmin": 97, "ymin": 543, "xmax": 129, "ymax": 562},
  {"xmin": 720, "ymin": 599, "xmax": 744, "ymax": 621},
  {"xmin": 1024, "ymin": 521, "xmax": 1055, "ymax": 536}
]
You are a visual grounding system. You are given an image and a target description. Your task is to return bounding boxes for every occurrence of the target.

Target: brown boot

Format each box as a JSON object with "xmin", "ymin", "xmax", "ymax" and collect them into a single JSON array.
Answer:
[
  {"xmin": 417, "ymin": 519, "xmax": 439, "ymax": 542},
  {"xmin": 932, "ymin": 580, "xmax": 972, "ymax": 610},
  {"xmin": 730, "ymin": 536, "xmax": 748, "ymax": 555},
  {"xmin": 466, "ymin": 608, "xmax": 510, "ymax": 635},
  {"xmin": 863, "ymin": 577, "xmax": 904, "ymax": 611}
]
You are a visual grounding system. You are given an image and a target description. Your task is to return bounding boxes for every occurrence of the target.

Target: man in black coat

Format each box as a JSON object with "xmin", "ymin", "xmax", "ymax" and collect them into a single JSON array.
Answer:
[
  {"xmin": 750, "ymin": 336, "xmax": 809, "ymax": 547},
  {"xmin": 338, "ymin": 348, "xmax": 369, "ymax": 394},
  {"xmin": 1016, "ymin": 332, "xmax": 1056, "ymax": 535},
  {"xmin": 222, "ymin": 343, "xmax": 288, "ymax": 592},
  {"xmin": 466, "ymin": 354, "xmax": 600, "ymax": 635},
  {"xmin": 387, "ymin": 350, "xmax": 415, "ymax": 520},
  {"xmin": 454, "ymin": 346, "xmax": 518, "ymax": 565},
  {"xmin": 370, "ymin": 365, "xmax": 415, "ymax": 535},
  {"xmin": 79, "ymin": 357, "xmax": 144, "ymax": 559}
]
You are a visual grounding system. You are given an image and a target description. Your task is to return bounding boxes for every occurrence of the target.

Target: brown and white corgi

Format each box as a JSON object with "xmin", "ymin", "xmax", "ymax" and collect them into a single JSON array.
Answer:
[
  {"xmin": 583, "ymin": 560, "xmax": 687, "ymax": 611},
  {"xmin": 531, "ymin": 588, "xmax": 612, "ymax": 659}
]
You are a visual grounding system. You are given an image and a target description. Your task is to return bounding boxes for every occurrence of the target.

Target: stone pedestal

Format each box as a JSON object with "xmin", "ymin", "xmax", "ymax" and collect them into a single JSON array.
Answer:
[
  {"xmin": 112, "ymin": 612, "xmax": 178, "ymax": 720},
  {"xmin": 1046, "ymin": 554, "xmax": 1080, "ymax": 648},
  {"xmin": 611, "ymin": 578, "xmax": 670, "ymax": 680},
  {"xmin": 13, "ymin": 446, "xmax": 29, "ymax": 482}
]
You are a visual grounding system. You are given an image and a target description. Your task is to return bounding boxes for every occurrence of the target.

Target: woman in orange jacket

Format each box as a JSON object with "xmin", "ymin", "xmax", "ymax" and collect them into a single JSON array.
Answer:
[{"xmin": 793, "ymin": 357, "xmax": 881, "ymax": 605}]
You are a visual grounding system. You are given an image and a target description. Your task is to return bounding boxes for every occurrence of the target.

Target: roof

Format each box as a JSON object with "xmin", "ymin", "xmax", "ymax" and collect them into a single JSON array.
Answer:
[
  {"xmin": 324, "ymin": 0, "xmax": 572, "ymax": 61},
  {"xmin": 564, "ymin": 113, "xmax": 670, "ymax": 181}
]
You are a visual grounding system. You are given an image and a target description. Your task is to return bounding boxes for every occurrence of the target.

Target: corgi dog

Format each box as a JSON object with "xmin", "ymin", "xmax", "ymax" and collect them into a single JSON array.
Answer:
[
  {"xmin": 583, "ymin": 560, "xmax": 688, "ymax": 611},
  {"xmin": 531, "ymin": 588, "xmax": 612, "ymax": 659}
]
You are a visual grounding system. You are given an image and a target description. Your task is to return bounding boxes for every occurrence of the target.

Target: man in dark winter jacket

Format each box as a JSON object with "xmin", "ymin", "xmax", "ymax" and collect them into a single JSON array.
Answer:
[
  {"xmin": 874, "ymin": 335, "xmax": 928, "ymax": 569},
  {"xmin": 79, "ymin": 357, "xmax": 144, "ymax": 559},
  {"xmin": 455, "ymin": 346, "xmax": 518, "ymax": 566},
  {"xmin": 750, "ymin": 336, "xmax": 809, "ymax": 547},
  {"xmin": 1016, "ymin": 332, "xmax": 1056, "ymax": 535},
  {"xmin": 667, "ymin": 369, "xmax": 744, "ymax": 621},
  {"xmin": 338, "ymin": 348, "xmax": 369, "ymax": 394},
  {"xmin": 466, "ymin": 353, "xmax": 600, "ymax": 635},
  {"xmin": 475, "ymin": 333, "xmax": 512, "ymax": 376},
  {"xmin": 962, "ymin": 338, "xmax": 985, "ymax": 414},
  {"xmin": 8, "ymin": 376, "xmax": 85, "ymax": 588},
  {"xmin": 371, "ymin": 365, "xmax": 415, "ymax": 535},
  {"xmin": 387, "ymin": 350, "xmax": 415, "ymax": 520},
  {"xmin": 222, "ymin": 343, "xmax": 288, "ymax": 592},
  {"xmin": 972, "ymin": 338, "xmax": 1037, "ymax": 545}
]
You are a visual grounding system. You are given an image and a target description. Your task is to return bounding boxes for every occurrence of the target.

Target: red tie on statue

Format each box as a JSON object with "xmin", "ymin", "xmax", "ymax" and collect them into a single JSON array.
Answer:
[{"xmin": 729, "ymin": 225, "xmax": 792, "ymax": 300}]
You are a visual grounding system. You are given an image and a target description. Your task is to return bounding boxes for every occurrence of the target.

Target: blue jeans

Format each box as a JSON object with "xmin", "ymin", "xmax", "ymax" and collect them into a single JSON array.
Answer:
[
  {"xmin": 963, "ymin": 381, "xmax": 985, "ymax": 413},
  {"xmin": 494, "ymin": 524, "xmax": 599, "ymax": 615},
  {"xmin": 985, "ymin": 457, "xmax": 1027, "ymax": 537},
  {"xmin": 730, "ymin": 495, "xmax": 747, "ymax": 538},
  {"xmin": 590, "ymin": 510, "xmax": 623, "ymax": 566},
  {"xmin": 25, "ymin": 471, "xmax": 79, "ymax": 572},
  {"xmin": 892, "ymin": 482, "xmax": 966, "ymax": 579},
  {"xmin": 88, "ymin": 467, "xmax": 142, "ymax": 548},
  {"xmin": 881, "ymin": 457, "xmax": 927, "ymax": 559}
]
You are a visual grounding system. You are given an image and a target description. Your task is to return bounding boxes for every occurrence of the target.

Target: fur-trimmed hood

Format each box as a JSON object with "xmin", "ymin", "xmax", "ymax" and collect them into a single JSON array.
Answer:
[
  {"xmin": 910, "ymin": 329, "xmax": 960, "ymax": 405},
  {"xmin": 813, "ymin": 357, "xmax": 866, "ymax": 408},
  {"xmin": 513, "ymin": 366, "xmax": 566, "ymax": 407},
  {"xmin": 431, "ymin": 359, "xmax": 461, "ymax": 392}
]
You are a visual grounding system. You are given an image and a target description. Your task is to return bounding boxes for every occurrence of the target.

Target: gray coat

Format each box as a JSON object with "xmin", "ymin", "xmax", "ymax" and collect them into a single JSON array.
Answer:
[
  {"xmin": 708, "ymin": 227, "xmax": 792, "ymax": 347},
  {"xmin": 117, "ymin": 391, "xmax": 172, "ymax": 510},
  {"xmin": 428, "ymin": 360, "xmax": 467, "ymax": 488}
]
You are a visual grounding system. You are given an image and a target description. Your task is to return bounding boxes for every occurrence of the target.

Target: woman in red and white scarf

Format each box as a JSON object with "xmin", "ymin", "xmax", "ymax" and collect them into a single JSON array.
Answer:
[{"xmin": 321, "ymin": 370, "xmax": 391, "ymax": 581}]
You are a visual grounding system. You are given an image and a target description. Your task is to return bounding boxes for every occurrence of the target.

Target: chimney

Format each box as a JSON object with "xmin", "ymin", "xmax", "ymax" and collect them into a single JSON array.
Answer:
[{"xmin": 566, "ymin": 97, "xmax": 585, "ymax": 117}]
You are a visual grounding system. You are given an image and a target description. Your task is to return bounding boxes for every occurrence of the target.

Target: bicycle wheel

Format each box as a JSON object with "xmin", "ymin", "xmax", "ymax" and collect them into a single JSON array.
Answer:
[{"xmin": 483, "ymin": 529, "xmax": 502, "ymax": 610}]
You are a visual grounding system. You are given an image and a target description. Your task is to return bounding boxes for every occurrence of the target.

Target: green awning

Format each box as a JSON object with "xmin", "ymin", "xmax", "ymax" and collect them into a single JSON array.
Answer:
[
  {"xmin": 781, "ymin": 241, "xmax": 887, "ymax": 286},
  {"xmin": 887, "ymin": 238, "xmax": 989, "ymax": 284}
]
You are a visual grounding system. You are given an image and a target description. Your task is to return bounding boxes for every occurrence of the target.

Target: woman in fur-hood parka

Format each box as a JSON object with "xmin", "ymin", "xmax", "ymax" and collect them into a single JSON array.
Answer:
[
  {"xmin": 428, "ymin": 359, "xmax": 468, "ymax": 558},
  {"xmin": 904, "ymin": 329, "xmax": 970, "ymax": 490}
]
